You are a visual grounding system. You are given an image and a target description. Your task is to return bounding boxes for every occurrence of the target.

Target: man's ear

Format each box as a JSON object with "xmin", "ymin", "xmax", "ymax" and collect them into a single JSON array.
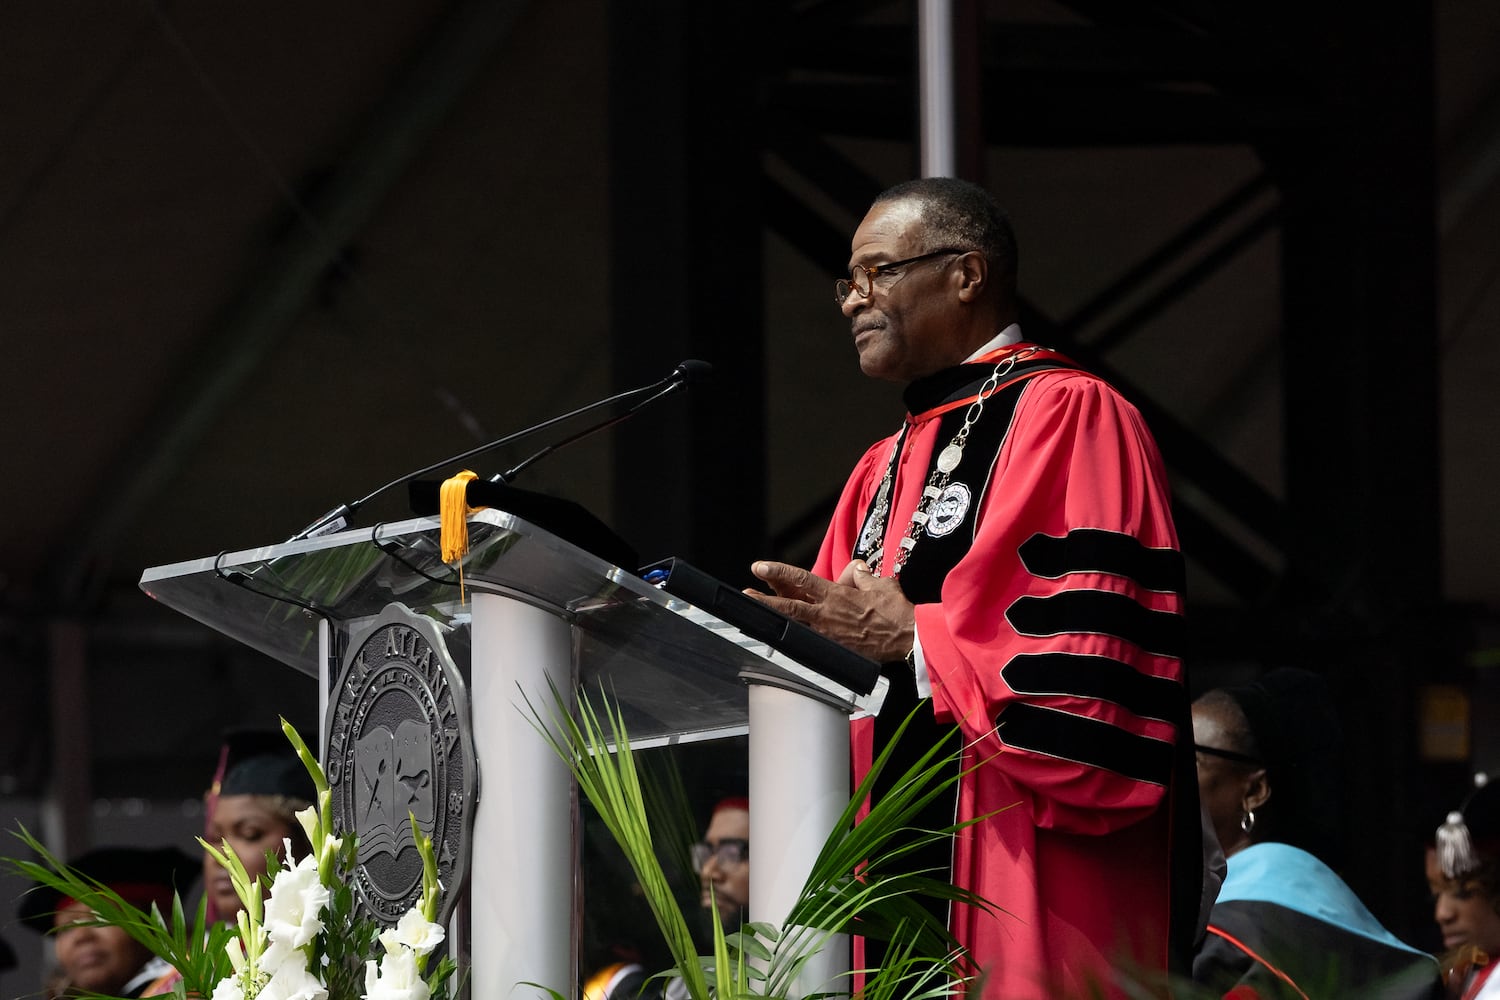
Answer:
[{"xmin": 954, "ymin": 250, "xmax": 987, "ymax": 303}]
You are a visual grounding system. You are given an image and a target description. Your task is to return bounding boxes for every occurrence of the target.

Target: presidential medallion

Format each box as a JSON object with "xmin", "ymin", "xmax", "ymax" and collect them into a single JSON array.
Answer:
[{"xmin": 925, "ymin": 482, "xmax": 972, "ymax": 538}]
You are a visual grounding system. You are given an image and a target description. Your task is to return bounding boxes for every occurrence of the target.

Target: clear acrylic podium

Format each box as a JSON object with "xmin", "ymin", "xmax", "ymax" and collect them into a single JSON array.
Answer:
[{"xmin": 140, "ymin": 509, "xmax": 886, "ymax": 998}]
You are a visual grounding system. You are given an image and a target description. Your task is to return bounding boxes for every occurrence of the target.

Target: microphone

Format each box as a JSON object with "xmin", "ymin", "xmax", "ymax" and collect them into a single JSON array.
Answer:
[
  {"xmin": 672, "ymin": 359, "xmax": 713, "ymax": 385},
  {"xmin": 492, "ymin": 358, "xmax": 713, "ymax": 483},
  {"xmin": 286, "ymin": 359, "xmax": 713, "ymax": 541}
]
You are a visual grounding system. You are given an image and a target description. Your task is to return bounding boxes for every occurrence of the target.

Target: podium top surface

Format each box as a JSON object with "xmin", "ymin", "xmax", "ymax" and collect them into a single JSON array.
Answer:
[{"xmin": 140, "ymin": 510, "xmax": 885, "ymax": 745}]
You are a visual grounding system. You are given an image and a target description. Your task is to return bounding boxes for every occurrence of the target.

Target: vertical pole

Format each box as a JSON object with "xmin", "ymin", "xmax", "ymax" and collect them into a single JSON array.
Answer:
[
  {"xmin": 918, "ymin": 0, "xmax": 957, "ymax": 179},
  {"xmin": 45, "ymin": 620, "xmax": 90, "ymax": 860}
]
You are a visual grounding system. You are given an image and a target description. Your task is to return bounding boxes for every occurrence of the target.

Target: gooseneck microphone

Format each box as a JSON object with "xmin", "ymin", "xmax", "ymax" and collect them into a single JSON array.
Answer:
[
  {"xmin": 492, "ymin": 359, "xmax": 712, "ymax": 483},
  {"xmin": 286, "ymin": 359, "xmax": 713, "ymax": 541}
]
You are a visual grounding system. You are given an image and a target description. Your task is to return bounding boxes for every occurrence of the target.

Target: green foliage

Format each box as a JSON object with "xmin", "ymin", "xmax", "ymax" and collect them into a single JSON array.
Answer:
[
  {"xmin": 637, "ymin": 744, "xmax": 702, "ymax": 889},
  {"xmin": 6, "ymin": 719, "xmax": 460, "ymax": 1000},
  {"xmin": 527, "ymin": 681, "xmax": 713, "ymax": 1000},
  {"xmin": 4, "ymin": 825, "xmax": 236, "ymax": 1000},
  {"xmin": 527, "ymin": 680, "xmax": 1000, "ymax": 999}
]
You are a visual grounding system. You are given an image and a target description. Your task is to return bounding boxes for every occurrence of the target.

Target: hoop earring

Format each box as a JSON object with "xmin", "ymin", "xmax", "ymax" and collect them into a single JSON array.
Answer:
[{"xmin": 1241, "ymin": 809, "xmax": 1256, "ymax": 835}]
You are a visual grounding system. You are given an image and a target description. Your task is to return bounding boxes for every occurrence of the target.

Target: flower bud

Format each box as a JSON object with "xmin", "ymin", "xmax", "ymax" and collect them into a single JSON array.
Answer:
[{"xmin": 295, "ymin": 806, "xmax": 320, "ymax": 853}]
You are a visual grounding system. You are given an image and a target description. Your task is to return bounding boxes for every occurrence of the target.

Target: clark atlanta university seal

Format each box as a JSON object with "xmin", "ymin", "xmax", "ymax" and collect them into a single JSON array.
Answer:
[{"xmin": 324, "ymin": 604, "xmax": 476, "ymax": 927}]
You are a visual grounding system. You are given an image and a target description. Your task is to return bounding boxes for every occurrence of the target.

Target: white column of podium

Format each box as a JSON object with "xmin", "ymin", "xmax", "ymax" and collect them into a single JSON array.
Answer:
[
  {"xmin": 458, "ymin": 591, "xmax": 856, "ymax": 999},
  {"xmin": 747, "ymin": 681, "xmax": 852, "ymax": 997},
  {"xmin": 468, "ymin": 591, "xmax": 575, "ymax": 1000}
]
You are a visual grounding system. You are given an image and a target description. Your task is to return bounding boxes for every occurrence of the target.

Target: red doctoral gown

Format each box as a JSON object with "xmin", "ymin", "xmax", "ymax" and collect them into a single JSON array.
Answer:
[{"xmin": 814, "ymin": 345, "xmax": 1193, "ymax": 999}]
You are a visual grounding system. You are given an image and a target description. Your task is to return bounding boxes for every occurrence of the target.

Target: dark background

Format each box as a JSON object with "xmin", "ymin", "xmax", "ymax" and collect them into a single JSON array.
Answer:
[{"xmin": 2, "ymin": 0, "xmax": 1498, "ymax": 990}]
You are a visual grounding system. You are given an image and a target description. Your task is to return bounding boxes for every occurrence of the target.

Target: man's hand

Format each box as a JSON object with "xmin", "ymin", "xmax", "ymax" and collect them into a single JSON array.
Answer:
[{"xmin": 744, "ymin": 559, "xmax": 916, "ymax": 663}]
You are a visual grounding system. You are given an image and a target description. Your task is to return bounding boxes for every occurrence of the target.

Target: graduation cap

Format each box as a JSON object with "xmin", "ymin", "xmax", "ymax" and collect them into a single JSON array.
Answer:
[
  {"xmin": 16, "ymin": 845, "xmax": 199, "ymax": 933},
  {"xmin": 1436, "ymin": 773, "xmax": 1500, "ymax": 880},
  {"xmin": 210, "ymin": 728, "xmax": 316, "ymax": 804}
]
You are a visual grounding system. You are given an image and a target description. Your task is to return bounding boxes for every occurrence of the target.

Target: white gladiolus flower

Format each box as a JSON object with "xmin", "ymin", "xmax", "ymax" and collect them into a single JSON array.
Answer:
[
  {"xmin": 210, "ymin": 974, "xmax": 247, "ymax": 1000},
  {"xmin": 256, "ymin": 955, "xmax": 328, "ymax": 1000},
  {"xmin": 378, "ymin": 908, "xmax": 446, "ymax": 957},
  {"xmin": 260, "ymin": 934, "xmax": 296, "ymax": 976},
  {"xmin": 363, "ymin": 946, "xmax": 429, "ymax": 1000},
  {"xmin": 263, "ymin": 854, "xmax": 329, "ymax": 949}
]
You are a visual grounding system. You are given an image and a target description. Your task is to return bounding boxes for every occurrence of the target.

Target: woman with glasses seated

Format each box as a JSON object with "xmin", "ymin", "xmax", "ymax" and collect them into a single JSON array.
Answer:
[
  {"xmin": 1191, "ymin": 668, "xmax": 1442, "ymax": 999},
  {"xmin": 692, "ymin": 797, "xmax": 749, "ymax": 938}
]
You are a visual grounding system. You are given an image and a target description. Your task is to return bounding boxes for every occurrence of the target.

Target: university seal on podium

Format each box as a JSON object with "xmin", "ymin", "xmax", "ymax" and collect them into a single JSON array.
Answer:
[{"xmin": 324, "ymin": 604, "xmax": 476, "ymax": 927}]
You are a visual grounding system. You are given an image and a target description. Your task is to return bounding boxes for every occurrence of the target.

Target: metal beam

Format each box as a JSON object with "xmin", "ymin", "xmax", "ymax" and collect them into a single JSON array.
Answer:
[
  {"xmin": 1270, "ymin": 0, "xmax": 1438, "ymax": 939},
  {"xmin": 1440, "ymin": 80, "xmax": 1500, "ymax": 235},
  {"xmin": 773, "ymin": 79, "xmax": 1288, "ymax": 147},
  {"xmin": 1062, "ymin": 172, "xmax": 1273, "ymax": 332},
  {"xmin": 1019, "ymin": 302, "xmax": 1288, "ymax": 549},
  {"xmin": 762, "ymin": 120, "xmax": 888, "ymax": 221},
  {"xmin": 1085, "ymin": 204, "xmax": 1280, "ymax": 354},
  {"xmin": 608, "ymin": 0, "xmax": 769, "ymax": 580},
  {"xmin": 761, "ymin": 174, "xmax": 851, "ymax": 278}
]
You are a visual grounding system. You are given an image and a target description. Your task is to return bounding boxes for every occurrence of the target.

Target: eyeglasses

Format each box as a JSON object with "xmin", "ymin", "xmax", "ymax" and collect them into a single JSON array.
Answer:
[
  {"xmin": 834, "ymin": 248, "xmax": 968, "ymax": 305},
  {"xmin": 1193, "ymin": 743, "xmax": 1263, "ymax": 767},
  {"xmin": 690, "ymin": 838, "xmax": 748, "ymax": 873}
]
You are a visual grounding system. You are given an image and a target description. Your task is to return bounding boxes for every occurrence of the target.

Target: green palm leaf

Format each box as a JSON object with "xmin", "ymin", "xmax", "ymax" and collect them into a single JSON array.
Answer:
[
  {"xmin": 526, "ymin": 680, "xmax": 715, "ymax": 1000},
  {"xmin": 4, "ymin": 825, "xmax": 235, "ymax": 1000},
  {"xmin": 527, "ymin": 680, "xmax": 1001, "ymax": 999}
]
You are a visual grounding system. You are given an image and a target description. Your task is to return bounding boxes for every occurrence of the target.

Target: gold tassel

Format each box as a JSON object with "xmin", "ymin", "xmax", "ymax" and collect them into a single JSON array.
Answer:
[{"xmin": 439, "ymin": 470, "xmax": 483, "ymax": 602}]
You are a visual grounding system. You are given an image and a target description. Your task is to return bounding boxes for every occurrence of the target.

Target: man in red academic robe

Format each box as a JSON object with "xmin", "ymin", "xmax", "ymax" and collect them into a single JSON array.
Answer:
[{"xmin": 747, "ymin": 177, "xmax": 1201, "ymax": 999}]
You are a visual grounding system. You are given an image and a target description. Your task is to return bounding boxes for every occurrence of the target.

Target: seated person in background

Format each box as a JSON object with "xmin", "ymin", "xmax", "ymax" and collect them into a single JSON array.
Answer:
[
  {"xmin": 17, "ymin": 845, "xmax": 198, "ymax": 998},
  {"xmin": 202, "ymin": 728, "xmax": 316, "ymax": 923},
  {"xmin": 579, "ymin": 818, "xmax": 670, "ymax": 1000},
  {"xmin": 691, "ymin": 797, "xmax": 749, "ymax": 939},
  {"xmin": 1428, "ymin": 773, "xmax": 1500, "ymax": 998},
  {"xmin": 1191, "ymin": 667, "xmax": 1442, "ymax": 999},
  {"xmin": 653, "ymin": 797, "xmax": 752, "ymax": 1000}
]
